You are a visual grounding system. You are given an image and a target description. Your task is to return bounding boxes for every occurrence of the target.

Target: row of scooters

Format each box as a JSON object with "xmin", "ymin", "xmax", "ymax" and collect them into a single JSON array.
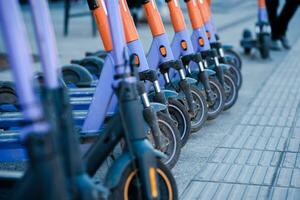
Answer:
[{"xmin": 0, "ymin": 0, "xmax": 243, "ymax": 199}]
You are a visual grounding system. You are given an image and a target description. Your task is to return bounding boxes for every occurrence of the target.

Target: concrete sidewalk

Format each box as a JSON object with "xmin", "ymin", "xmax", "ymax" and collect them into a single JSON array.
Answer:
[{"xmin": 180, "ymin": 38, "xmax": 300, "ymax": 200}]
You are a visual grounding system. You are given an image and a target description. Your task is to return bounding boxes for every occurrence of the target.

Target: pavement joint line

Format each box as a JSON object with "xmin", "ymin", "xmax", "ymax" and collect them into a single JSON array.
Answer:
[
  {"xmin": 210, "ymin": 146, "xmax": 300, "ymax": 154},
  {"xmin": 239, "ymin": 123, "xmax": 294, "ymax": 128},
  {"xmin": 186, "ymin": 179, "xmax": 300, "ymax": 189}
]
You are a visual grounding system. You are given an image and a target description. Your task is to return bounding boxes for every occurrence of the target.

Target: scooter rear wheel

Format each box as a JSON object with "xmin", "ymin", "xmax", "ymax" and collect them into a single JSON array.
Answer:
[
  {"xmin": 223, "ymin": 74, "xmax": 238, "ymax": 110},
  {"xmin": 156, "ymin": 112, "xmax": 181, "ymax": 169},
  {"xmin": 167, "ymin": 99, "xmax": 191, "ymax": 147},
  {"xmin": 189, "ymin": 85, "xmax": 208, "ymax": 132},
  {"xmin": 109, "ymin": 159, "xmax": 178, "ymax": 200},
  {"xmin": 207, "ymin": 77, "xmax": 225, "ymax": 120}
]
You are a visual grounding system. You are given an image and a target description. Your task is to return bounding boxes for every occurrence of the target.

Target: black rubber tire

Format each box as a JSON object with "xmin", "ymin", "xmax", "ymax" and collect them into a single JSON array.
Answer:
[
  {"xmin": 206, "ymin": 77, "xmax": 225, "ymax": 120},
  {"xmin": 189, "ymin": 85, "xmax": 208, "ymax": 132},
  {"xmin": 227, "ymin": 64, "xmax": 243, "ymax": 90},
  {"xmin": 0, "ymin": 82, "xmax": 17, "ymax": 105},
  {"xmin": 108, "ymin": 159, "xmax": 178, "ymax": 200},
  {"xmin": 156, "ymin": 112, "xmax": 181, "ymax": 169},
  {"xmin": 224, "ymin": 48, "xmax": 243, "ymax": 70},
  {"xmin": 259, "ymin": 34, "xmax": 270, "ymax": 59},
  {"xmin": 167, "ymin": 98, "xmax": 191, "ymax": 147},
  {"xmin": 223, "ymin": 74, "xmax": 238, "ymax": 111}
]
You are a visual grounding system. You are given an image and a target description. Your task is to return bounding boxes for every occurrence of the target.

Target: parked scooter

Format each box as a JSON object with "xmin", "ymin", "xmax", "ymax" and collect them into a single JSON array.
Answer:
[{"xmin": 240, "ymin": 0, "xmax": 271, "ymax": 59}]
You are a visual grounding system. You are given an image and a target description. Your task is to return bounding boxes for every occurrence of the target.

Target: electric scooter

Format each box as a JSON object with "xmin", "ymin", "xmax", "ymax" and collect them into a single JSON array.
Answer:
[
  {"xmin": 0, "ymin": 1, "xmax": 178, "ymax": 199},
  {"xmin": 184, "ymin": 0, "xmax": 239, "ymax": 111},
  {"xmin": 240, "ymin": 0, "xmax": 271, "ymax": 59}
]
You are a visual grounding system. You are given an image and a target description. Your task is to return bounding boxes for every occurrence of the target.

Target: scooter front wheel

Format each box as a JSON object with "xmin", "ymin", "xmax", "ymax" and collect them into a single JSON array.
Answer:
[
  {"xmin": 207, "ymin": 77, "xmax": 225, "ymax": 120},
  {"xmin": 156, "ymin": 112, "xmax": 181, "ymax": 169},
  {"xmin": 223, "ymin": 74, "xmax": 238, "ymax": 110},
  {"xmin": 109, "ymin": 159, "xmax": 178, "ymax": 200},
  {"xmin": 168, "ymin": 99, "xmax": 191, "ymax": 147},
  {"xmin": 189, "ymin": 85, "xmax": 208, "ymax": 132}
]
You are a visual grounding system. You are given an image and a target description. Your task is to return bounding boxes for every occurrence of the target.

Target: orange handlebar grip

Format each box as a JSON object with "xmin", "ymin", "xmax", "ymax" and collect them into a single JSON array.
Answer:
[
  {"xmin": 143, "ymin": 0, "xmax": 165, "ymax": 36},
  {"xmin": 167, "ymin": 0, "xmax": 186, "ymax": 32},
  {"xmin": 258, "ymin": 0, "xmax": 266, "ymax": 8},
  {"xmin": 119, "ymin": 0, "xmax": 139, "ymax": 42},
  {"xmin": 92, "ymin": 1, "xmax": 112, "ymax": 51},
  {"xmin": 186, "ymin": 0, "xmax": 205, "ymax": 29}
]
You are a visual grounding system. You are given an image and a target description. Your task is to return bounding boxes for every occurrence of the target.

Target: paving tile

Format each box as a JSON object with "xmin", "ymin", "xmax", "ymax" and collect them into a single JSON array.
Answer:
[
  {"xmin": 209, "ymin": 148, "xmax": 228, "ymax": 163},
  {"xmin": 276, "ymin": 168, "xmax": 293, "ymax": 187},
  {"xmin": 211, "ymin": 164, "xmax": 231, "ymax": 182},
  {"xmin": 263, "ymin": 167, "xmax": 276, "ymax": 185},
  {"xmin": 223, "ymin": 149, "xmax": 240, "ymax": 163},
  {"xmin": 196, "ymin": 163, "xmax": 218, "ymax": 180},
  {"xmin": 286, "ymin": 188, "xmax": 300, "ymax": 200},
  {"xmin": 235, "ymin": 149, "xmax": 252, "ymax": 164},
  {"xmin": 290, "ymin": 169, "xmax": 300, "ymax": 188},
  {"xmin": 223, "ymin": 164, "xmax": 243, "ymax": 183},
  {"xmin": 287, "ymin": 139, "xmax": 300, "ymax": 152},
  {"xmin": 181, "ymin": 181, "xmax": 206, "ymax": 200},
  {"xmin": 295, "ymin": 153, "xmax": 300, "ymax": 168},
  {"xmin": 242, "ymin": 185, "xmax": 260, "ymax": 200},
  {"xmin": 257, "ymin": 186, "xmax": 269, "ymax": 199},
  {"xmin": 259, "ymin": 151, "xmax": 277, "ymax": 166},
  {"xmin": 250, "ymin": 166, "xmax": 268, "ymax": 185},
  {"xmin": 197, "ymin": 182, "xmax": 219, "ymax": 200},
  {"xmin": 212, "ymin": 183, "xmax": 233, "ymax": 200},
  {"xmin": 276, "ymin": 138, "xmax": 287, "ymax": 151},
  {"xmin": 236, "ymin": 165, "xmax": 256, "ymax": 184},
  {"xmin": 282, "ymin": 153, "xmax": 297, "ymax": 168},
  {"xmin": 227, "ymin": 184, "xmax": 247, "ymax": 200},
  {"xmin": 271, "ymin": 187, "xmax": 288, "ymax": 200},
  {"xmin": 246, "ymin": 150, "xmax": 263, "ymax": 165},
  {"xmin": 291, "ymin": 128, "xmax": 300, "ymax": 138}
]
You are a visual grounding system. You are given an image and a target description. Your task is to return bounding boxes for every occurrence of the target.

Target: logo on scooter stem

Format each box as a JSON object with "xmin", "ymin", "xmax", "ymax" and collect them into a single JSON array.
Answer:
[
  {"xmin": 181, "ymin": 40, "xmax": 188, "ymax": 51},
  {"xmin": 198, "ymin": 37, "xmax": 205, "ymax": 47},
  {"xmin": 159, "ymin": 45, "xmax": 167, "ymax": 57}
]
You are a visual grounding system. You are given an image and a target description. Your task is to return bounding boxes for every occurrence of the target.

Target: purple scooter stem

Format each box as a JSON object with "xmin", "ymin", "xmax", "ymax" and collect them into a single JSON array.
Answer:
[
  {"xmin": 29, "ymin": 0, "xmax": 61, "ymax": 89},
  {"xmin": 0, "ymin": 0, "xmax": 48, "ymax": 138}
]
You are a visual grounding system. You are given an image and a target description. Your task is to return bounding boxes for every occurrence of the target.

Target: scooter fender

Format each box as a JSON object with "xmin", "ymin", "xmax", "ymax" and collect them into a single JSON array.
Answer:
[
  {"xmin": 185, "ymin": 77, "xmax": 197, "ymax": 85},
  {"xmin": 161, "ymin": 89, "xmax": 178, "ymax": 99},
  {"xmin": 150, "ymin": 102, "xmax": 167, "ymax": 112},
  {"xmin": 219, "ymin": 63, "xmax": 231, "ymax": 73},
  {"xmin": 222, "ymin": 44, "xmax": 233, "ymax": 51},
  {"xmin": 104, "ymin": 141, "xmax": 166, "ymax": 189},
  {"xmin": 204, "ymin": 68, "xmax": 216, "ymax": 76}
]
